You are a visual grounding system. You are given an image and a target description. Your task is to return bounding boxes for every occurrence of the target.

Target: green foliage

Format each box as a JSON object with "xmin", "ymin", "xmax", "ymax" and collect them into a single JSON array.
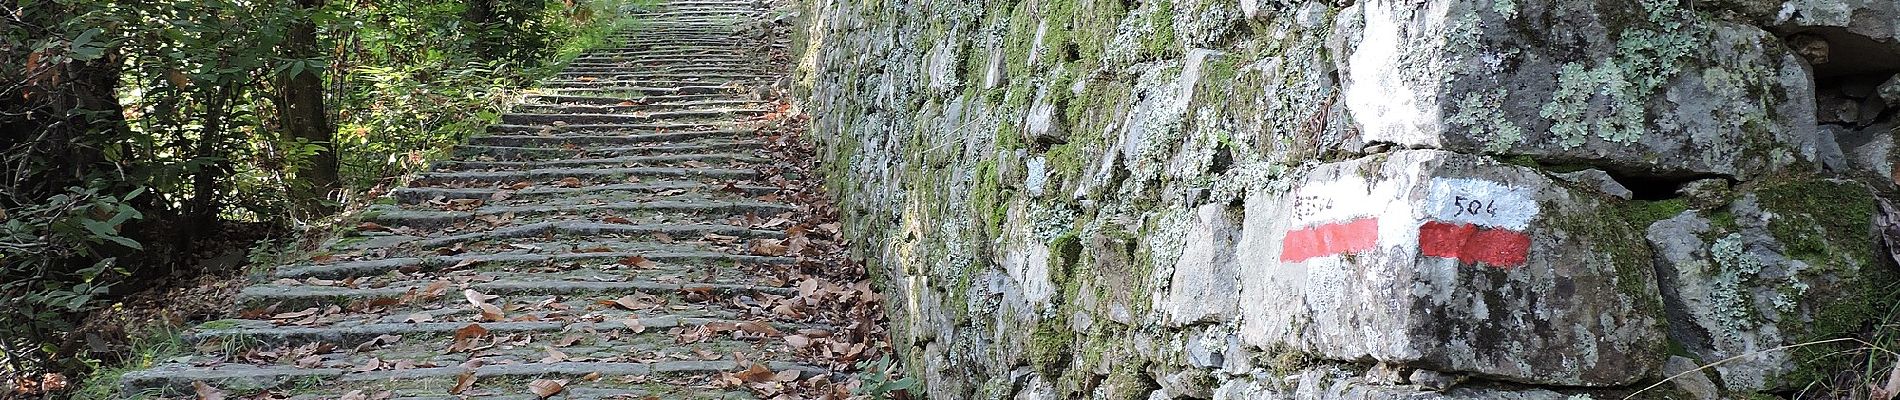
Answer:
[
  {"xmin": 0, "ymin": 0, "xmax": 635, "ymax": 387},
  {"xmin": 853, "ymin": 355, "xmax": 920, "ymax": 399},
  {"xmin": 0, "ymin": 186, "xmax": 144, "ymax": 374}
]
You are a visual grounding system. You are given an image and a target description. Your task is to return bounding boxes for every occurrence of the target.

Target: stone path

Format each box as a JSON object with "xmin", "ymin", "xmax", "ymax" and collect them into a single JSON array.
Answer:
[{"xmin": 119, "ymin": 2, "xmax": 865, "ymax": 398}]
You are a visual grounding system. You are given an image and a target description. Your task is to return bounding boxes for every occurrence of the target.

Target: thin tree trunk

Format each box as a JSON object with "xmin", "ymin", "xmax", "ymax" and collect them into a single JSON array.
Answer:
[{"xmin": 280, "ymin": 0, "xmax": 338, "ymax": 216}]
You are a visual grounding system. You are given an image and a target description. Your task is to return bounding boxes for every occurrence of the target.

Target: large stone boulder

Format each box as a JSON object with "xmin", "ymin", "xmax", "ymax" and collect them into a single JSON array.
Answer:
[
  {"xmin": 1235, "ymin": 149, "xmax": 1667, "ymax": 386},
  {"xmin": 1332, "ymin": 0, "xmax": 1818, "ymax": 178}
]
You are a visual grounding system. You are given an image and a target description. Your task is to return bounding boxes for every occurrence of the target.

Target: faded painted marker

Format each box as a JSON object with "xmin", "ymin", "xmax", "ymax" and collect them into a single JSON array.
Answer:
[
  {"xmin": 1417, "ymin": 178, "xmax": 1538, "ymax": 267},
  {"xmin": 1281, "ymin": 177, "xmax": 1387, "ymax": 263}
]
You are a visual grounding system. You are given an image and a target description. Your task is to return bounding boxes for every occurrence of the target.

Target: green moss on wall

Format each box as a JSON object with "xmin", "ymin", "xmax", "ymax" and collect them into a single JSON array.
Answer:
[
  {"xmin": 1749, "ymin": 177, "xmax": 1895, "ymax": 389},
  {"xmin": 1027, "ymin": 316, "xmax": 1074, "ymax": 377},
  {"xmin": 970, "ymin": 158, "xmax": 1008, "ymax": 236}
]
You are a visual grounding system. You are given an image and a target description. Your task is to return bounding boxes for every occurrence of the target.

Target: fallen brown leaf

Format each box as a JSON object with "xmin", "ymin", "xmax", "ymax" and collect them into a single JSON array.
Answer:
[
  {"xmin": 617, "ymin": 255, "xmax": 658, "ymax": 268},
  {"xmin": 529, "ymin": 379, "xmax": 567, "ymax": 398},
  {"xmin": 450, "ymin": 370, "xmax": 477, "ymax": 395},
  {"xmin": 192, "ymin": 381, "xmax": 225, "ymax": 400}
]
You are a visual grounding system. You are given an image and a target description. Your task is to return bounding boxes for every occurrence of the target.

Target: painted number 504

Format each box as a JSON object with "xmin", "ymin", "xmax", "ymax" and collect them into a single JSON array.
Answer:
[{"xmin": 1451, "ymin": 195, "xmax": 1497, "ymax": 217}]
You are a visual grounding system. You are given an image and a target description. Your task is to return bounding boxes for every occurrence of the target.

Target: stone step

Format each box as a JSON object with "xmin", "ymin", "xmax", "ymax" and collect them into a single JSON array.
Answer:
[
  {"xmin": 440, "ymin": 152, "xmax": 766, "ymax": 169},
  {"xmin": 403, "ymin": 220, "xmax": 782, "ymax": 248},
  {"xmin": 187, "ymin": 313, "xmax": 806, "ymax": 349},
  {"xmin": 274, "ymin": 250, "xmax": 793, "ymax": 280},
  {"xmin": 408, "ymin": 166, "xmax": 759, "ymax": 187},
  {"xmin": 607, "ymin": 38, "xmax": 753, "ymax": 46},
  {"xmin": 569, "ymin": 55, "xmax": 750, "ymax": 63},
  {"xmin": 365, "ymin": 199, "xmax": 793, "ymax": 230},
  {"xmin": 541, "ymin": 80, "xmax": 765, "ymax": 90},
  {"xmin": 570, "ymin": 52, "xmax": 751, "ymax": 60},
  {"xmin": 236, "ymin": 277, "xmax": 797, "ymax": 311},
  {"xmin": 525, "ymin": 85, "xmax": 742, "ymax": 99},
  {"xmin": 482, "ymin": 123, "xmax": 748, "ymax": 135},
  {"xmin": 390, "ymin": 180, "xmax": 779, "ymax": 204},
  {"xmin": 469, "ymin": 132, "xmax": 752, "ymax": 148},
  {"xmin": 498, "ymin": 110, "xmax": 761, "ymax": 125},
  {"xmin": 522, "ymin": 93, "xmax": 754, "ymax": 106},
  {"xmin": 535, "ymin": 91, "xmax": 745, "ymax": 103},
  {"xmin": 324, "ymin": 220, "xmax": 785, "ymax": 258},
  {"xmin": 514, "ymin": 100, "xmax": 765, "ymax": 115},
  {"xmin": 547, "ymin": 73, "xmax": 772, "ymax": 83},
  {"xmin": 575, "ymin": 49, "xmax": 759, "ymax": 57},
  {"xmin": 552, "ymin": 66, "xmax": 762, "ymax": 75},
  {"xmin": 122, "ymin": 360, "xmax": 820, "ymax": 398},
  {"xmin": 558, "ymin": 60, "xmax": 757, "ymax": 70},
  {"xmin": 448, "ymin": 142, "xmax": 767, "ymax": 160}
]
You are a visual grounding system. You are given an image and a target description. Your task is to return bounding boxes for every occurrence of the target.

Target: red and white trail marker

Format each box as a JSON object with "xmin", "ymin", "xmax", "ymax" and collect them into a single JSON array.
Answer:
[
  {"xmin": 1416, "ymin": 178, "xmax": 1538, "ymax": 267},
  {"xmin": 1277, "ymin": 176, "xmax": 1540, "ymax": 268},
  {"xmin": 1280, "ymin": 177, "xmax": 1389, "ymax": 263}
]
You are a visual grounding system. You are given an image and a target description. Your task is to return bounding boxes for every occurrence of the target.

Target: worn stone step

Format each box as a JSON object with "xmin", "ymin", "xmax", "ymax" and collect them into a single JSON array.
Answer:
[
  {"xmin": 573, "ymin": 52, "xmax": 753, "ymax": 59},
  {"xmin": 540, "ymin": 80, "xmax": 765, "ymax": 91},
  {"xmin": 548, "ymin": 73, "xmax": 772, "ymax": 83},
  {"xmin": 570, "ymin": 54, "xmax": 748, "ymax": 62},
  {"xmin": 440, "ymin": 152, "xmax": 766, "ymax": 169},
  {"xmin": 514, "ymin": 101, "xmax": 765, "ymax": 115},
  {"xmin": 187, "ymin": 316, "xmax": 789, "ymax": 346},
  {"xmin": 527, "ymin": 86, "xmax": 742, "ymax": 100},
  {"xmin": 470, "ymin": 134, "xmax": 752, "ymax": 150},
  {"xmin": 275, "ymin": 249, "xmax": 791, "ymax": 281},
  {"xmin": 553, "ymin": 66, "xmax": 760, "ymax": 75},
  {"xmin": 606, "ymin": 39, "xmax": 752, "ymax": 48},
  {"xmin": 323, "ymin": 221, "xmax": 776, "ymax": 256},
  {"xmin": 498, "ymin": 110, "xmax": 761, "ymax": 126},
  {"xmin": 523, "ymin": 92, "xmax": 761, "ymax": 105},
  {"xmin": 237, "ymin": 276, "xmax": 796, "ymax": 311},
  {"xmin": 571, "ymin": 53, "xmax": 751, "ymax": 60},
  {"xmin": 451, "ymin": 144, "xmax": 765, "ymax": 162},
  {"xmin": 408, "ymin": 166, "xmax": 758, "ymax": 187},
  {"xmin": 535, "ymin": 91, "xmax": 744, "ymax": 103},
  {"xmin": 486, "ymin": 120, "xmax": 745, "ymax": 133},
  {"xmin": 405, "ymin": 220, "xmax": 781, "ymax": 247},
  {"xmin": 122, "ymin": 360, "xmax": 819, "ymax": 398},
  {"xmin": 365, "ymin": 199, "xmax": 793, "ymax": 230},
  {"xmin": 389, "ymin": 180, "xmax": 779, "ymax": 205}
]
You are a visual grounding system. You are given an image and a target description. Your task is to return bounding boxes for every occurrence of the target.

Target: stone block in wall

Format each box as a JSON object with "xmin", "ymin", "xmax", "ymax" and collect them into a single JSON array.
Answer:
[
  {"xmin": 1646, "ymin": 177, "xmax": 1892, "ymax": 392},
  {"xmin": 1332, "ymin": 0, "xmax": 1818, "ymax": 179},
  {"xmin": 1234, "ymin": 149, "xmax": 1666, "ymax": 386},
  {"xmin": 1818, "ymin": 123, "xmax": 1899, "ymax": 192},
  {"xmin": 1162, "ymin": 204, "xmax": 1243, "ymax": 326},
  {"xmin": 1771, "ymin": 0, "xmax": 1900, "ymax": 77}
]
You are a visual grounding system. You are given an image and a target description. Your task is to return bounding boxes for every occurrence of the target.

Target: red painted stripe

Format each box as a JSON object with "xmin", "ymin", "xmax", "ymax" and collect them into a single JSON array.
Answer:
[
  {"xmin": 1281, "ymin": 217, "xmax": 1381, "ymax": 263},
  {"xmin": 1418, "ymin": 221, "xmax": 1532, "ymax": 268}
]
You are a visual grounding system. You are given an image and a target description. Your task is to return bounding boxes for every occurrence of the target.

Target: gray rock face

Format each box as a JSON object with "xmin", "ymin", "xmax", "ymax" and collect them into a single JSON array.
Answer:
[
  {"xmin": 1647, "ymin": 178, "xmax": 1888, "ymax": 391},
  {"xmin": 1236, "ymin": 149, "xmax": 1666, "ymax": 386},
  {"xmin": 1821, "ymin": 122, "xmax": 1898, "ymax": 191},
  {"xmin": 1553, "ymin": 169, "xmax": 1634, "ymax": 200},
  {"xmin": 794, "ymin": 0, "xmax": 1899, "ymax": 397},
  {"xmin": 1163, "ymin": 204, "xmax": 1243, "ymax": 326},
  {"xmin": 1334, "ymin": 0, "xmax": 1818, "ymax": 178},
  {"xmin": 1663, "ymin": 356, "xmax": 1722, "ymax": 400}
]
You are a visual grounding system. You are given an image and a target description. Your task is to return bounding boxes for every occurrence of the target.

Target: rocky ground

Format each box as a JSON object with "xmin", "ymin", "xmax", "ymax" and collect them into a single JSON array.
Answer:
[{"xmin": 115, "ymin": 1, "xmax": 893, "ymax": 399}]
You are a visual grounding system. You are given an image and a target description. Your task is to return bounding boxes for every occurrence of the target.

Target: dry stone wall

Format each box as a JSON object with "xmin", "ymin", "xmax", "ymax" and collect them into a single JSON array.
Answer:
[{"xmin": 791, "ymin": 0, "xmax": 1900, "ymax": 398}]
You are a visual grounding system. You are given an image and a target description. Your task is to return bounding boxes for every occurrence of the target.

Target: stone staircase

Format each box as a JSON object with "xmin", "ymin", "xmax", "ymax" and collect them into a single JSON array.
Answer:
[{"xmin": 118, "ymin": 2, "xmax": 850, "ymax": 399}]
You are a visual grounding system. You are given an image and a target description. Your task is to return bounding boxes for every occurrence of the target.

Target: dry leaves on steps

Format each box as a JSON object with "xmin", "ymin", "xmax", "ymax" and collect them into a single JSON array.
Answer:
[
  {"xmin": 450, "ymin": 370, "xmax": 477, "ymax": 395},
  {"xmin": 192, "ymin": 381, "xmax": 224, "ymax": 400},
  {"xmin": 529, "ymin": 379, "xmax": 567, "ymax": 398}
]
